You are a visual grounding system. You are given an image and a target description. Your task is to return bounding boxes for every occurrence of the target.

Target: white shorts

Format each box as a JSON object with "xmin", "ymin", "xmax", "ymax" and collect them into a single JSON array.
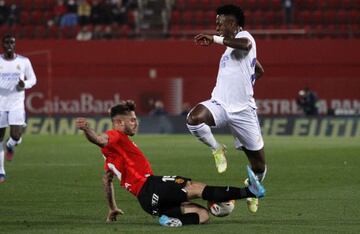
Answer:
[
  {"xmin": 0, "ymin": 108, "xmax": 26, "ymax": 128},
  {"xmin": 200, "ymin": 100, "xmax": 264, "ymax": 151}
]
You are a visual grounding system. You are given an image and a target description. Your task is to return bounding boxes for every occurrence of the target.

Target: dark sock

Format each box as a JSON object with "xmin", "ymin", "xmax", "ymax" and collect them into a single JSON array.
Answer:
[
  {"xmin": 178, "ymin": 213, "xmax": 200, "ymax": 225},
  {"xmin": 202, "ymin": 186, "xmax": 255, "ymax": 202}
]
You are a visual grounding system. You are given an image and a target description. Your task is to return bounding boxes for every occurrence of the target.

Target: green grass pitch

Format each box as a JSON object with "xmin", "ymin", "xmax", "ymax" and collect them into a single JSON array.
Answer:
[{"xmin": 1, "ymin": 134, "xmax": 360, "ymax": 233}]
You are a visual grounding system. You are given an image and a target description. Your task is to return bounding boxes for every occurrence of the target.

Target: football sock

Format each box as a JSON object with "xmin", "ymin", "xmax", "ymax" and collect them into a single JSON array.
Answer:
[
  {"xmin": 254, "ymin": 165, "xmax": 267, "ymax": 182},
  {"xmin": 178, "ymin": 213, "xmax": 200, "ymax": 225},
  {"xmin": 0, "ymin": 143, "xmax": 5, "ymax": 175},
  {"xmin": 7, "ymin": 137, "xmax": 22, "ymax": 149},
  {"xmin": 202, "ymin": 185, "xmax": 255, "ymax": 202},
  {"xmin": 187, "ymin": 123, "xmax": 220, "ymax": 150}
]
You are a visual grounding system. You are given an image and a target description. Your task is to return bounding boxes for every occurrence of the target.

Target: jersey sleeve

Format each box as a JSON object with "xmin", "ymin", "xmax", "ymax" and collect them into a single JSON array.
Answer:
[
  {"xmin": 235, "ymin": 31, "xmax": 251, "ymax": 39},
  {"xmin": 105, "ymin": 130, "xmax": 121, "ymax": 146},
  {"xmin": 24, "ymin": 58, "xmax": 37, "ymax": 89}
]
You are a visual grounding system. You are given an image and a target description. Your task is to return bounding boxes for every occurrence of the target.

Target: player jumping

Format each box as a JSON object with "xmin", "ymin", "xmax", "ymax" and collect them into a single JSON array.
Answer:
[{"xmin": 186, "ymin": 5, "xmax": 266, "ymax": 213}]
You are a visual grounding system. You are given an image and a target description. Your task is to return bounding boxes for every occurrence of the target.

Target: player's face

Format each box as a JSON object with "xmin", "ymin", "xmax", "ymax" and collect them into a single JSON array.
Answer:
[
  {"xmin": 2, "ymin": 37, "xmax": 16, "ymax": 55},
  {"xmin": 216, "ymin": 15, "xmax": 237, "ymax": 38},
  {"xmin": 121, "ymin": 111, "xmax": 139, "ymax": 136}
]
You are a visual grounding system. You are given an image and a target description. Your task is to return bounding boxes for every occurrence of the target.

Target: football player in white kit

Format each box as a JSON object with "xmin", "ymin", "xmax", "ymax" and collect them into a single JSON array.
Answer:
[
  {"xmin": 187, "ymin": 5, "xmax": 266, "ymax": 213},
  {"xmin": 0, "ymin": 34, "xmax": 37, "ymax": 183}
]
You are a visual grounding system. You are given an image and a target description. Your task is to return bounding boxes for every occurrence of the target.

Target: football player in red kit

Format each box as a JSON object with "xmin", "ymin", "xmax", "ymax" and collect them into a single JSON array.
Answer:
[{"xmin": 76, "ymin": 100, "xmax": 265, "ymax": 227}]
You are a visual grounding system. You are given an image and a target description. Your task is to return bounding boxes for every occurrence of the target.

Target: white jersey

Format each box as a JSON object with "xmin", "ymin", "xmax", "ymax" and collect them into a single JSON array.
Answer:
[
  {"xmin": 211, "ymin": 31, "xmax": 257, "ymax": 112},
  {"xmin": 0, "ymin": 54, "xmax": 36, "ymax": 111}
]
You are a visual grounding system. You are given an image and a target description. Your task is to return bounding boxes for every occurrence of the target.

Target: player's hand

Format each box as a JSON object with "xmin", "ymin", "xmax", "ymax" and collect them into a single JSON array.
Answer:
[
  {"xmin": 75, "ymin": 117, "xmax": 89, "ymax": 130},
  {"xmin": 194, "ymin": 34, "xmax": 213, "ymax": 46},
  {"xmin": 106, "ymin": 208, "xmax": 124, "ymax": 223},
  {"xmin": 16, "ymin": 79, "xmax": 25, "ymax": 91}
]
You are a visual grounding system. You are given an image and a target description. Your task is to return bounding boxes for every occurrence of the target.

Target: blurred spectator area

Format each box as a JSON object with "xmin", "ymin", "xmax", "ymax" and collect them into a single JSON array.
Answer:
[
  {"xmin": 0, "ymin": 0, "xmax": 358, "ymax": 39},
  {"xmin": 169, "ymin": 0, "xmax": 360, "ymax": 39},
  {"xmin": 0, "ymin": 0, "xmax": 137, "ymax": 39}
]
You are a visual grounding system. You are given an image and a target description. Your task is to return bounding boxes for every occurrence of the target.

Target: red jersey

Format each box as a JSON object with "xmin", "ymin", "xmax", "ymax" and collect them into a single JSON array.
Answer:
[{"xmin": 101, "ymin": 130, "xmax": 153, "ymax": 196}]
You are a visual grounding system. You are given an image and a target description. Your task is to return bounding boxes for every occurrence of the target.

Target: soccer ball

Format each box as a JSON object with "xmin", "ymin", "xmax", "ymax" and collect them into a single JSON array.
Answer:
[{"xmin": 207, "ymin": 200, "xmax": 235, "ymax": 217}]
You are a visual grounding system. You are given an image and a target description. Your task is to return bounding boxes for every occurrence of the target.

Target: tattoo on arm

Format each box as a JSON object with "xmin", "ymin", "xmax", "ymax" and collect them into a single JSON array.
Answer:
[{"xmin": 83, "ymin": 128, "xmax": 109, "ymax": 147}]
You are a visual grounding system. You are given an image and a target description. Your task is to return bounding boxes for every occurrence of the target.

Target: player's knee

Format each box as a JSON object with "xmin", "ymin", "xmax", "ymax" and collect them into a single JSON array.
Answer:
[{"xmin": 186, "ymin": 112, "xmax": 204, "ymax": 125}]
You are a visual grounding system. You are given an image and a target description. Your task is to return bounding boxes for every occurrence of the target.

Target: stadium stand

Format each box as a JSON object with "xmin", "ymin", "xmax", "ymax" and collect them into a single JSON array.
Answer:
[{"xmin": 0, "ymin": 0, "xmax": 358, "ymax": 39}]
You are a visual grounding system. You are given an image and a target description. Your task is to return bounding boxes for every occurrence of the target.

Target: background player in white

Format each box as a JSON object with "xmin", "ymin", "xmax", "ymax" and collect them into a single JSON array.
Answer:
[
  {"xmin": 187, "ymin": 5, "xmax": 266, "ymax": 213},
  {"xmin": 0, "ymin": 34, "xmax": 37, "ymax": 183}
]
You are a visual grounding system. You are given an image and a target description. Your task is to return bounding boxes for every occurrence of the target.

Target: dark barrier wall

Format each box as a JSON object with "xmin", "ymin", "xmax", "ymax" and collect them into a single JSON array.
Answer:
[
  {"xmin": 24, "ymin": 116, "xmax": 360, "ymax": 137},
  {"xmin": 18, "ymin": 39, "xmax": 360, "ymax": 115}
]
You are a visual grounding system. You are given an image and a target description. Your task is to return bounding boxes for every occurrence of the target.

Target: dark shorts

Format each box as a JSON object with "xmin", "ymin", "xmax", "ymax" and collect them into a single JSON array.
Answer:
[{"xmin": 137, "ymin": 175, "xmax": 191, "ymax": 217}]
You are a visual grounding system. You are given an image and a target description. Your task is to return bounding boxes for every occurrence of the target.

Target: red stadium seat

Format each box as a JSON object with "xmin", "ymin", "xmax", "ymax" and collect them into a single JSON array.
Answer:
[
  {"xmin": 312, "ymin": 10, "xmax": 322, "ymax": 25},
  {"xmin": 22, "ymin": 0, "xmax": 34, "ymax": 11},
  {"xmin": 337, "ymin": 10, "xmax": 348, "ymax": 24},
  {"xmin": 34, "ymin": 25, "xmax": 47, "ymax": 39},
  {"xmin": 205, "ymin": 10, "xmax": 216, "ymax": 24},
  {"xmin": 182, "ymin": 11, "xmax": 193, "ymax": 25},
  {"xmin": 21, "ymin": 25, "xmax": 35, "ymax": 39},
  {"xmin": 19, "ymin": 12, "xmax": 30, "ymax": 25},
  {"xmin": 31, "ymin": 11, "xmax": 44, "ymax": 25},
  {"xmin": 47, "ymin": 25, "xmax": 60, "ymax": 39},
  {"xmin": 348, "ymin": 10, "xmax": 360, "ymax": 23},
  {"xmin": 171, "ymin": 10, "xmax": 180, "ymax": 24},
  {"xmin": 322, "ymin": 10, "xmax": 337, "ymax": 25},
  {"xmin": 176, "ymin": 0, "xmax": 186, "ymax": 10},
  {"xmin": 194, "ymin": 10, "xmax": 205, "ymax": 25}
]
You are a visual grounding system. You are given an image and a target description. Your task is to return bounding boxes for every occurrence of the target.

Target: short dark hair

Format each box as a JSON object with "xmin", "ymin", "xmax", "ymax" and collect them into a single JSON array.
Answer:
[
  {"xmin": 110, "ymin": 100, "xmax": 136, "ymax": 118},
  {"xmin": 2, "ymin": 33, "xmax": 15, "ymax": 42},
  {"xmin": 216, "ymin": 4, "xmax": 245, "ymax": 27}
]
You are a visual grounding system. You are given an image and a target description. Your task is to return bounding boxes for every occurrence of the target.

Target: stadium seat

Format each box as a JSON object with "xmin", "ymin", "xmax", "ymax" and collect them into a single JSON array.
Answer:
[
  {"xmin": 22, "ymin": 0, "xmax": 34, "ymax": 11},
  {"xmin": 34, "ymin": 25, "xmax": 47, "ymax": 39},
  {"xmin": 170, "ymin": 10, "xmax": 180, "ymax": 24},
  {"xmin": 19, "ymin": 12, "xmax": 30, "ymax": 25},
  {"xmin": 47, "ymin": 25, "xmax": 60, "ymax": 39},
  {"xmin": 31, "ymin": 11, "xmax": 44, "ymax": 25},
  {"xmin": 21, "ymin": 25, "xmax": 35, "ymax": 39},
  {"xmin": 337, "ymin": 10, "xmax": 348, "ymax": 24},
  {"xmin": 176, "ymin": 0, "xmax": 186, "ymax": 10},
  {"xmin": 194, "ymin": 10, "xmax": 205, "ymax": 25}
]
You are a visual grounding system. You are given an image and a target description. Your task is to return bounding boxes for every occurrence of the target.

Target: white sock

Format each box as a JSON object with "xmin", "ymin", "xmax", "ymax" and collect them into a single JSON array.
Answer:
[
  {"xmin": 0, "ymin": 143, "xmax": 5, "ymax": 175},
  {"xmin": 7, "ymin": 137, "xmax": 22, "ymax": 149},
  {"xmin": 187, "ymin": 123, "xmax": 220, "ymax": 150}
]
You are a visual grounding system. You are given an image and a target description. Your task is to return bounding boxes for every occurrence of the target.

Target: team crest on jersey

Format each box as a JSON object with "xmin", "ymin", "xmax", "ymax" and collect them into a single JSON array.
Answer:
[
  {"xmin": 175, "ymin": 178, "xmax": 184, "ymax": 184},
  {"xmin": 16, "ymin": 64, "xmax": 21, "ymax": 70}
]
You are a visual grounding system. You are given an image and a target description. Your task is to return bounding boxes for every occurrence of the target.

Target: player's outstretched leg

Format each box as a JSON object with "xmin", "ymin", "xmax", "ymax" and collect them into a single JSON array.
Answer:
[
  {"xmin": 187, "ymin": 104, "xmax": 227, "ymax": 173},
  {"xmin": 246, "ymin": 165, "xmax": 266, "ymax": 198},
  {"xmin": 244, "ymin": 164, "xmax": 267, "ymax": 213}
]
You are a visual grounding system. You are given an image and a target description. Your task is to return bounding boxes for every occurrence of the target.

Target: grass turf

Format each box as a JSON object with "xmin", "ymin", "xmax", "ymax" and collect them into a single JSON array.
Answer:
[{"xmin": 0, "ymin": 135, "xmax": 360, "ymax": 233}]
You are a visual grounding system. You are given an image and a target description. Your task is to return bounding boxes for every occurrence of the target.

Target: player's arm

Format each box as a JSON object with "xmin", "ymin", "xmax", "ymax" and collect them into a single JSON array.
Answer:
[
  {"xmin": 255, "ymin": 60, "xmax": 264, "ymax": 80},
  {"xmin": 194, "ymin": 34, "xmax": 252, "ymax": 51},
  {"xmin": 17, "ymin": 59, "xmax": 37, "ymax": 91},
  {"xmin": 103, "ymin": 170, "xmax": 124, "ymax": 222},
  {"xmin": 75, "ymin": 117, "xmax": 108, "ymax": 147}
]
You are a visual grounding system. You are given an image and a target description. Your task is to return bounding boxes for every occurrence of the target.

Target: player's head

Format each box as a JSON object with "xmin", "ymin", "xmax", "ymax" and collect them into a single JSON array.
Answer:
[
  {"xmin": 110, "ymin": 100, "xmax": 138, "ymax": 136},
  {"xmin": 2, "ymin": 33, "xmax": 16, "ymax": 56},
  {"xmin": 216, "ymin": 5, "xmax": 245, "ymax": 38}
]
